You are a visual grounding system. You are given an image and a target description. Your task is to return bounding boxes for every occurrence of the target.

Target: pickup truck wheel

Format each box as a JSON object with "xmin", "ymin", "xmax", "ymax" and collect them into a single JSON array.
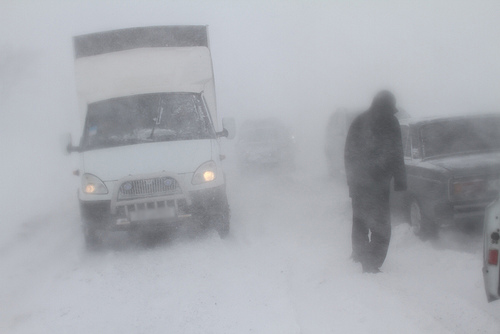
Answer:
[{"xmin": 409, "ymin": 199, "xmax": 438, "ymax": 240}]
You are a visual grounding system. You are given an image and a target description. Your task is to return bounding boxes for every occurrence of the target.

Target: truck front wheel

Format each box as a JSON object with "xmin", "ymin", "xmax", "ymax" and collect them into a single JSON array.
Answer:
[
  {"xmin": 80, "ymin": 200, "xmax": 109, "ymax": 250},
  {"xmin": 83, "ymin": 222, "xmax": 104, "ymax": 250},
  {"xmin": 213, "ymin": 214, "xmax": 230, "ymax": 238}
]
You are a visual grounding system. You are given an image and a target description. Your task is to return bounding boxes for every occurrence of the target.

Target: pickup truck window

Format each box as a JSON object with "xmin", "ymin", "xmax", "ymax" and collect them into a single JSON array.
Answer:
[
  {"xmin": 420, "ymin": 117, "xmax": 500, "ymax": 159},
  {"xmin": 81, "ymin": 92, "xmax": 215, "ymax": 151}
]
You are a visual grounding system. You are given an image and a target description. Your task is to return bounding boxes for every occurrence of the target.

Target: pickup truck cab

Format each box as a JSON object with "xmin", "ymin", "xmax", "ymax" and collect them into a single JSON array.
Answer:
[
  {"xmin": 63, "ymin": 26, "xmax": 235, "ymax": 249},
  {"xmin": 397, "ymin": 114, "xmax": 500, "ymax": 238}
]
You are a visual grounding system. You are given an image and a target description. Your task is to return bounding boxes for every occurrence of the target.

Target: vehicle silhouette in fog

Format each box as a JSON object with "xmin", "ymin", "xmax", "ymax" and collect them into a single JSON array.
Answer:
[
  {"xmin": 236, "ymin": 118, "xmax": 296, "ymax": 171},
  {"xmin": 324, "ymin": 109, "xmax": 360, "ymax": 177},
  {"xmin": 393, "ymin": 114, "xmax": 500, "ymax": 239}
]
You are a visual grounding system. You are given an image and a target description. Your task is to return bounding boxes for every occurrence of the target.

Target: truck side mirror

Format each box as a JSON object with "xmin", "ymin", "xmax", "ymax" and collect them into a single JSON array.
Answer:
[
  {"xmin": 60, "ymin": 133, "xmax": 79, "ymax": 155},
  {"xmin": 219, "ymin": 117, "xmax": 236, "ymax": 140}
]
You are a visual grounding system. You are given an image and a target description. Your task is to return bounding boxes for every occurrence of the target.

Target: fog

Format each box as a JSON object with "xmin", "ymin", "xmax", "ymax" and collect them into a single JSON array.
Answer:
[
  {"xmin": 2, "ymin": 0, "xmax": 500, "ymax": 218},
  {"xmin": 2, "ymin": 0, "xmax": 500, "ymax": 333}
]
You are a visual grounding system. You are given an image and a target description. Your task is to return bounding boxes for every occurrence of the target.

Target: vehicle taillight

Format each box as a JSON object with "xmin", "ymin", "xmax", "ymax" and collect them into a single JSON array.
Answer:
[{"xmin": 488, "ymin": 249, "xmax": 499, "ymax": 265}]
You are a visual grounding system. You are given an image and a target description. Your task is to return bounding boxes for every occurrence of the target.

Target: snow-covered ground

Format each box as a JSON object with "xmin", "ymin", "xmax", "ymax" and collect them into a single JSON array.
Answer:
[
  {"xmin": 2, "ymin": 2, "xmax": 500, "ymax": 333},
  {"xmin": 1, "ymin": 161, "xmax": 499, "ymax": 334}
]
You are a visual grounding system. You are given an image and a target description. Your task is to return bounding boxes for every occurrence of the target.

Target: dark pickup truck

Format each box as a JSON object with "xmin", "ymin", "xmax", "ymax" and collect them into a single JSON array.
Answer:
[{"xmin": 395, "ymin": 114, "xmax": 500, "ymax": 237}]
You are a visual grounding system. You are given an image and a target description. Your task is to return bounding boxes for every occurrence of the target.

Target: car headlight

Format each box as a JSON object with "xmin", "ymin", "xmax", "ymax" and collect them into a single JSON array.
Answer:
[
  {"xmin": 451, "ymin": 177, "xmax": 499, "ymax": 201},
  {"xmin": 192, "ymin": 161, "xmax": 217, "ymax": 185},
  {"xmin": 82, "ymin": 173, "xmax": 108, "ymax": 194}
]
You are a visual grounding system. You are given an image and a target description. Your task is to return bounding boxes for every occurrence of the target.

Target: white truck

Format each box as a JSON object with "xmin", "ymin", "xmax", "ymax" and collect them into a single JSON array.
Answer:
[{"xmin": 63, "ymin": 26, "xmax": 235, "ymax": 249}]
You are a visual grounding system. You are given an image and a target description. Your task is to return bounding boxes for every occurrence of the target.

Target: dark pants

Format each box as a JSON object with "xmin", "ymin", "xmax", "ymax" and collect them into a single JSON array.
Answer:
[{"xmin": 350, "ymin": 183, "xmax": 391, "ymax": 271}]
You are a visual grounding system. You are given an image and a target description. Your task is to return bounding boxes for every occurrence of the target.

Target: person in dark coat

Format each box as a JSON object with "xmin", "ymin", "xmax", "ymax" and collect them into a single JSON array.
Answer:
[{"xmin": 344, "ymin": 90, "xmax": 407, "ymax": 273}]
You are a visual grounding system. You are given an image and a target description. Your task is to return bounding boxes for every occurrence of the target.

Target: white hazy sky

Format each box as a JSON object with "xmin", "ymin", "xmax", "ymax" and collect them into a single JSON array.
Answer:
[
  {"xmin": 2, "ymin": 0, "xmax": 500, "ymax": 117},
  {"xmin": 1, "ymin": 0, "xmax": 500, "ymax": 220}
]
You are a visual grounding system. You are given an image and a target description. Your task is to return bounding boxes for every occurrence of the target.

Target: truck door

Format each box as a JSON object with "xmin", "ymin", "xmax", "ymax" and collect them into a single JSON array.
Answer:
[{"xmin": 483, "ymin": 198, "xmax": 500, "ymax": 302}]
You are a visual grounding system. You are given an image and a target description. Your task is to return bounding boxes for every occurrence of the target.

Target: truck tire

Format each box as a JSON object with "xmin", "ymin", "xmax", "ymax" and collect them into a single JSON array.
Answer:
[
  {"xmin": 409, "ymin": 198, "xmax": 438, "ymax": 240},
  {"xmin": 80, "ymin": 201, "xmax": 108, "ymax": 250},
  {"xmin": 210, "ymin": 213, "xmax": 230, "ymax": 239},
  {"xmin": 83, "ymin": 222, "xmax": 104, "ymax": 251}
]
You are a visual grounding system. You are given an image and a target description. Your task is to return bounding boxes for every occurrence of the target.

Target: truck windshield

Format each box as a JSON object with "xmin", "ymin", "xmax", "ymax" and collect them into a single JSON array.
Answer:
[
  {"xmin": 81, "ymin": 92, "xmax": 215, "ymax": 151},
  {"xmin": 420, "ymin": 116, "xmax": 500, "ymax": 158}
]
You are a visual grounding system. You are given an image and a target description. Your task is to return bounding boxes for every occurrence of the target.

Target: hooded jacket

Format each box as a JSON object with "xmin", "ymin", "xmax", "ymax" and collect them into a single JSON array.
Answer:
[{"xmin": 344, "ymin": 91, "xmax": 407, "ymax": 193}]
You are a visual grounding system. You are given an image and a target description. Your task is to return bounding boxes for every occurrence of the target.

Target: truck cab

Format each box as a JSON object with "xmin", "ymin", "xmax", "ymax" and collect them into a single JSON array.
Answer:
[{"xmin": 63, "ymin": 26, "xmax": 235, "ymax": 248}]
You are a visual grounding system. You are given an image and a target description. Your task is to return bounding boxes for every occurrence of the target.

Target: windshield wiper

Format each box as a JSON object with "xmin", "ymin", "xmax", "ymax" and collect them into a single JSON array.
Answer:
[{"xmin": 149, "ymin": 102, "xmax": 164, "ymax": 139}]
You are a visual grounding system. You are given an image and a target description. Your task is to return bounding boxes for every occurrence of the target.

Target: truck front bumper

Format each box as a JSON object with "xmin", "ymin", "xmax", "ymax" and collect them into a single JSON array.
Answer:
[
  {"xmin": 433, "ymin": 200, "xmax": 495, "ymax": 226},
  {"xmin": 80, "ymin": 185, "xmax": 229, "ymax": 231}
]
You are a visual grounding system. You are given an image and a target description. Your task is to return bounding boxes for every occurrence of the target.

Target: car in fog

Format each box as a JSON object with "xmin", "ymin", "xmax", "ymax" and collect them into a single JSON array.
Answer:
[
  {"xmin": 324, "ymin": 109, "xmax": 360, "ymax": 177},
  {"xmin": 394, "ymin": 114, "xmax": 500, "ymax": 238},
  {"xmin": 236, "ymin": 118, "xmax": 296, "ymax": 170}
]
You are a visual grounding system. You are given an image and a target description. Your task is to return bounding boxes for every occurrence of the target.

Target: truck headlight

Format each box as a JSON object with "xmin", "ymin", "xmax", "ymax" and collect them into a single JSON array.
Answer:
[
  {"xmin": 82, "ymin": 173, "xmax": 108, "ymax": 194},
  {"xmin": 192, "ymin": 161, "xmax": 217, "ymax": 185}
]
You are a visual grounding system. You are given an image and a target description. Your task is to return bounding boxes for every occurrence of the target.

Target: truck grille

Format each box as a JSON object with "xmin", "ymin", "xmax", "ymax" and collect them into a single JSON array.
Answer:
[
  {"xmin": 116, "ymin": 198, "xmax": 189, "ymax": 219},
  {"xmin": 118, "ymin": 177, "xmax": 180, "ymax": 200}
]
